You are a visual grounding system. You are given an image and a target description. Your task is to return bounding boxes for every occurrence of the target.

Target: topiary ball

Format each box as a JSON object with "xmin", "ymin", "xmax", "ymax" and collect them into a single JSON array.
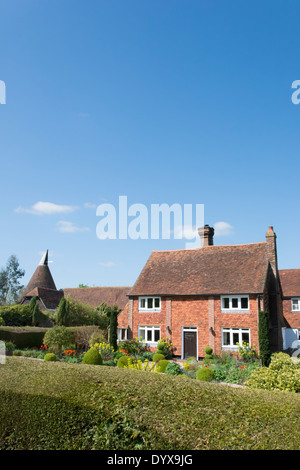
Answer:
[
  {"xmin": 196, "ymin": 367, "xmax": 214, "ymax": 382},
  {"xmin": 165, "ymin": 362, "xmax": 182, "ymax": 376},
  {"xmin": 153, "ymin": 353, "xmax": 165, "ymax": 362},
  {"xmin": 157, "ymin": 359, "xmax": 169, "ymax": 373},
  {"xmin": 117, "ymin": 355, "xmax": 130, "ymax": 368},
  {"xmin": 82, "ymin": 348, "xmax": 103, "ymax": 365},
  {"xmin": 204, "ymin": 346, "xmax": 213, "ymax": 355},
  {"xmin": 44, "ymin": 353, "xmax": 57, "ymax": 362}
]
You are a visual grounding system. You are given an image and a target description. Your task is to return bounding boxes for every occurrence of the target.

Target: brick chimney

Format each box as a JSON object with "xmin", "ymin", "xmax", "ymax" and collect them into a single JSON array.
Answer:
[
  {"xmin": 265, "ymin": 226, "xmax": 278, "ymax": 277},
  {"xmin": 198, "ymin": 225, "xmax": 214, "ymax": 247}
]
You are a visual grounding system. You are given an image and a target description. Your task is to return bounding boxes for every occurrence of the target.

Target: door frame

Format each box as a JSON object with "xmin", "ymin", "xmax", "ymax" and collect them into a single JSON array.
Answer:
[{"xmin": 181, "ymin": 326, "xmax": 198, "ymax": 360}]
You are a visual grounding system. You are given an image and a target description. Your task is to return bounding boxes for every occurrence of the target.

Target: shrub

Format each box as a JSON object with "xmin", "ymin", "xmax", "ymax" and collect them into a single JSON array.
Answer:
[
  {"xmin": 196, "ymin": 367, "xmax": 214, "ymax": 382},
  {"xmin": 258, "ymin": 311, "xmax": 271, "ymax": 366},
  {"xmin": 246, "ymin": 352, "xmax": 300, "ymax": 393},
  {"xmin": 62, "ymin": 296, "xmax": 109, "ymax": 328},
  {"xmin": 73, "ymin": 326, "xmax": 104, "ymax": 351},
  {"xmin": 238, "ymin": 341, "xmax": 258, "ymax": 363},
  {"xmin": 4, "ymin": 341, "xmax": 15, "ymax": 351},
  {"xmin": 44, "ymin": 353, "xmax": 57, "ymax": 362},
  {"xmin": 91, "ymin": 342, "xmax": 115, "ymax": 361},
  {"xmin": 165, "ymin": 362, "xmax": 182, "ymax": 376},
  {"xmin": 117, "ymin": 356, "xmax": 130, "ymax": 368},
  {"xmin": 153, "ymin": 353, "xmax": 165, "ymax": 363},
  {"xmin": 204, "ymin": 346, "xmax": 213, "ymax": 355},
  {"xmin": 82, "ymin": 348, "xmax": 103, "ymax": 365},
  {"xmin": 43, "ymin": 326, "xmax": 74, "ymax": 354},
  {"xmin": 156, "ymin": 338, "xmax": 174, "ymax": 359},
  {"xmin": 0, "ymin": 327, "xmax": 48, "ymax": 349},
  {"xmin": 157, "ymin": 359, "xmax": 169, "ymax": 373},
  {"xmin": 118, "ymin": 338, "xmax": 149, "ymax": 358}
]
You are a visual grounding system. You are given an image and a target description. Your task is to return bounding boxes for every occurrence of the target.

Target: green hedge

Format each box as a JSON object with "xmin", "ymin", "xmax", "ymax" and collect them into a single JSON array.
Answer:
[
  {"xmin": 0, "ymin": 327, "xmax": 49, "ymax": 349},
  {"xmin": 2, "ymin": 358, "xmax": 300, "ymax": 449},
  {"xmin": 0, "ymin": 304, "xmax": 50, "ymax": 327}
]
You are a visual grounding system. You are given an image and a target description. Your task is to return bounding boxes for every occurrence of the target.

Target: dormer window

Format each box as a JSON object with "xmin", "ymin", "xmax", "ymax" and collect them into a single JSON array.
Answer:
[
  {"xmin": 139, "ymin": 296, "xmax": 161, "ymax": 312},
  {"xmin": 292, "ymin": 298, "xmax": 300, "ymax": 312},
  {"xmin": 221, "ymin": 295, "xmax": 249, "ymax": 312}
]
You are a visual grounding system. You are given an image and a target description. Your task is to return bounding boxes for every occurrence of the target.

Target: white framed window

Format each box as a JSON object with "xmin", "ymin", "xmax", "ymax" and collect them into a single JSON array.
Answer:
[
  {"xmin": 117, "ymin": 328, "xmax": 128, "ymax": 341},
  {"xmin": 138, "ymin": 296, "xmax": 161, "ymax": 312},
  {"xmin": 222, "ymin": 327, "xmax": 250, "ymax": 350},
  {"xmin": 221, "ymin": 295, "xmax": 249, "ymax": 312},
  {"xmin": 138, "ymin": 325, "xmax": 161, "ymax": 345},
  {"xmin": 292, "ymin": 298, "xmax": 300, "ymax": 312}
]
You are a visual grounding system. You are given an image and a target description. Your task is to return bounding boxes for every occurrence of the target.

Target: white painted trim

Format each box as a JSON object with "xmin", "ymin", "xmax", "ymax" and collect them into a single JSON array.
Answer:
[
  {"xmin": 181, "ymin": 326, "xmax": 198, "ymax": 360},
  {"xmin": 221, "ymin": 295, "xmax": 250, "ymax": 313},
  {"xmin": 138, "ymin": 296, "xmax": 161, "ymax": 312}
]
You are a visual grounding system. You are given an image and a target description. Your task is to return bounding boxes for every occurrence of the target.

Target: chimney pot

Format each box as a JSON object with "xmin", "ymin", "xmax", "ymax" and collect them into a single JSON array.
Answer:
[{"xmin": 198, "ymin": 225, "xmax": 214, "ymax": 247}]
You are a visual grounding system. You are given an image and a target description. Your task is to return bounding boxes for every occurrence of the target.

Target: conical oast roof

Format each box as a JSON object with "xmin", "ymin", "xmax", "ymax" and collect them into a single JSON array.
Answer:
[{"xmin": 22, "ymin": 250, "xmax": 57, "ymax": 296}]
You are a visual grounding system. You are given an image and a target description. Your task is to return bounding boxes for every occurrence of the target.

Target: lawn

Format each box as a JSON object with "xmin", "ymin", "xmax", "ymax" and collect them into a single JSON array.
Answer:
[{"xmin": 1, "ymin": 357, "xmax": 300, "ymax": 450}]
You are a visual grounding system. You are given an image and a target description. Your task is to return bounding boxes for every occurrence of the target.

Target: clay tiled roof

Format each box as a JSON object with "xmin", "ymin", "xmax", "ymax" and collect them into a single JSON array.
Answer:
[
  {"xmin": 22, "ymin": 265, "xmax": 57, "ymax": 296},
  {"xmin": 279, "ymin": 269, "xmax": 300, "ymax": 297},
  {"xmin": 21, "ymin": 287, "xmax": 64, "ymax": 310},
  {"xmin": 129, "ymin": 242, "xmax": 269, "ymax": 296},
  {"xmin": 63, "ymin": 287, "xmax": 131, "ymax": 310}
]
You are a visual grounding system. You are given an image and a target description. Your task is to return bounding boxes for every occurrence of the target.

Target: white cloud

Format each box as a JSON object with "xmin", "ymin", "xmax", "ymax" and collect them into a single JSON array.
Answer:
[
  {"xmin": 214, "ymin": 221, "xmax": 234, "ymax": 237},
  {"xmin": 15, "ymin": 201, "xmax": 77, "ymax": 216},
  {"xmin": 57, "ymin": 221, "xmax": 90, "ymax": 233},
  {"xmin": 98, "ymin": 261, "xmax": 116, "ymax": 268},
  {"xmin": 84, "ymin": 202, "xmax": 97, "ymax": 209}
]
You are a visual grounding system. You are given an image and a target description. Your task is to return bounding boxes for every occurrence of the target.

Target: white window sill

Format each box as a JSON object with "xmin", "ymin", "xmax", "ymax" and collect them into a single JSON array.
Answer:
[
  {"xmin": 138, "ymin": 309, "xmax": 161, "ymax": 313},
  {"xmin": 221, "ymin": 309, "xmax": 250, "ymax": 314}
]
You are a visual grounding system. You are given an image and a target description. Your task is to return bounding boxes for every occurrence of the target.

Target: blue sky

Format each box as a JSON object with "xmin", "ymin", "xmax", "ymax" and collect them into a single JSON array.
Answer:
[{"xmin": 0, "ymin": 0, "xmax": 300, "ymax": 290}]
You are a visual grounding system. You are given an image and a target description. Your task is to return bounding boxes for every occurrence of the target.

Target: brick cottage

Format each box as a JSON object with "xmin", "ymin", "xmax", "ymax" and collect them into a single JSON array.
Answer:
[{"xmin": 118, "ymin": 226, "xmax": 287, "ymax": 359}]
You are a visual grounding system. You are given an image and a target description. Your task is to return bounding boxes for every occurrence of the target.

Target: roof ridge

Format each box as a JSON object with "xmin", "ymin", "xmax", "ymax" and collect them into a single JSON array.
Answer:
[{"xmin": 151, "ymin": 241, "xmax": 267, "ymax": 253}]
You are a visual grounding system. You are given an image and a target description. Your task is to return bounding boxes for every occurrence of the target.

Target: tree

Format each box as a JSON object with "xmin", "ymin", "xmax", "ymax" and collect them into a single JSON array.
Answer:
[
  {"xmin": 0, "ymin": 255, "xmax": 25, "ymax": 305},
  {"xmin": 56, "ymin": 297, "xmax": 70, "ymax": 326},
  {"xmin": 258, "ymin": 310, "xmax": 271, "ymax": 366},
  {"xmin": 106, "ymin": 304, "xmax": 120, "ymax": 351}
]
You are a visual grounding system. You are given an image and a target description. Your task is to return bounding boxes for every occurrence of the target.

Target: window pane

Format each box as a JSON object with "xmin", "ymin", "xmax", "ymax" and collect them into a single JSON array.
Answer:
[
  {"xmin": 292, "ymin": 300, "xmax": 299, "ymax": 311},
  {"xmin": 242, "ymin": 331, "xmax": 249, "ymax": 343},
  {"xmin": 223, "ymin": 298, "xmax": 229, "ymax": 309},
  {"xmin": 232, "ymin": 332, "xmax": 239, "ymax": 345},
  {"xmin": 154, "ymin": 298, "xmax": 160, "ymax": 308},
  {"xmin": 121, "ymin": 329, "xmax": 126, "ymax": 340},
  {"xmin": 147, "ymin": 329, "xmax": 152, "ymax": 341},
  {"xmin": 223, "ymin": 331, "xmax": 230, "ymax": 345},
  {"xmin": 232, "ymin": 298, "xmax": 238, "ymax": 308},
  {"xmin": 140, "ymin": 298, "xmax": 146, "ymax": 309},
  {"xmin": 147, "ymin": 298, "xmax": 153, "ymax": 309},
  {"xmin": 139, "ymin": 328, "xmax": 145, "ymax": 340},
  {"xmin": 241, "ymin": 298, "xmax": 248, "ymax": 309},
  {"xmin": 154, "ymin": 329, "xmax": 160, "ymax": 342}
]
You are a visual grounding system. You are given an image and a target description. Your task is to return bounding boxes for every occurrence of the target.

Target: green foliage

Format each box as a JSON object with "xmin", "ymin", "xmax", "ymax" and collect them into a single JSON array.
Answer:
[
  {"xmin": 117, "ymin": 356, "xmax": 130, "ymax": 368},
  {"xmin": 0, "ymin": 304, "xmax": 32, "ymax": 326},
  {"xmin": 157, "ymin": 359, "xmax": 169, "ymax": 373},
  {"xmin": 56, "ymin": 297, "xmax": 70, "ymax": 326},
  {"xmin": 118, "ymin": 338, "xmax": 149, "ymax": 359},
  {"xmin": 153, "ymin": 353, "xmax": 165, "ymax": 362},
  {"xmin": 43, "ymin": 326, "xmax": 74, "ymax": 354},
  {"xmin": 3, "ymin": 358, "xmax": 300, "ymax": 449},
  {"xmin": 0, "ymin": 255, "xmax": 25, "ymax": 305},
  {"xmin": 246, "ymin": 353, "xmax": 300, "ymax": 393},
  {"xmin": 107, "ymin": 305, "xmax": 120, "ymax": 351},
  {"xmin": 196, "ymin": 366, "xmax": 214, "ymax": 382},
  {"xmin": 4, "ymin": 340, "xmax": 15, "ymax": 351},
  {"xmin": 238, "ymin": 341, "xmax": 258, "ymax": 362},
  {"xmin": 258, "ymin": 311, "xmax": 271, "ymax": 366},
  {"xmin": 204, "ymin": 346, "xmax": 213, "ymax": 355},
  {"xmin": 61, "ymin": 296, "xmax": 109, "ymax": 328},
  {"xmin": 44, "ymin": 353, "xmax": 57, "ymax": 362},
  {"xmin": 0, "ymin": 326, "xmax": 48, "ymax": 349},
  {"xmin": 165, "ymin": 362, "xmax": 182, "ymax": 376},
  {"xmin": 82, "ymin": 348, "xmax": 103, "ymax": 365},
  {"xmin": 156, "ymin": 337, "xmax": 174, "ymax": 359}
]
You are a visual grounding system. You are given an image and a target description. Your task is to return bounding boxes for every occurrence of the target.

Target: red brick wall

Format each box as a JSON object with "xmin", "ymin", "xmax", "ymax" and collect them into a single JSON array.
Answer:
[
  {"xmin": 121, "ymin": 295, "xmax": 260, "ymax": 358},
  {"xmin": 283, "ymin": 298, "xmax": 300, "ymax": 328}
]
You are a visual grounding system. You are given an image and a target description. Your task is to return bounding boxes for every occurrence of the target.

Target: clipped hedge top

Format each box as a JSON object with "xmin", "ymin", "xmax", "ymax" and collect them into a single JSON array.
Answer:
[{"xmin": 2, "ymin": 358, "xmax": 300, "ymax": 450}]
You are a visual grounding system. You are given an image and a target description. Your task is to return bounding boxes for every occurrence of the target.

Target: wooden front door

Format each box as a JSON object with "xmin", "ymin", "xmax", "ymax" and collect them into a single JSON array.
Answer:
[{"xmin": 184, "ymin": 331, "xmax": 197, "ymax": 359}]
